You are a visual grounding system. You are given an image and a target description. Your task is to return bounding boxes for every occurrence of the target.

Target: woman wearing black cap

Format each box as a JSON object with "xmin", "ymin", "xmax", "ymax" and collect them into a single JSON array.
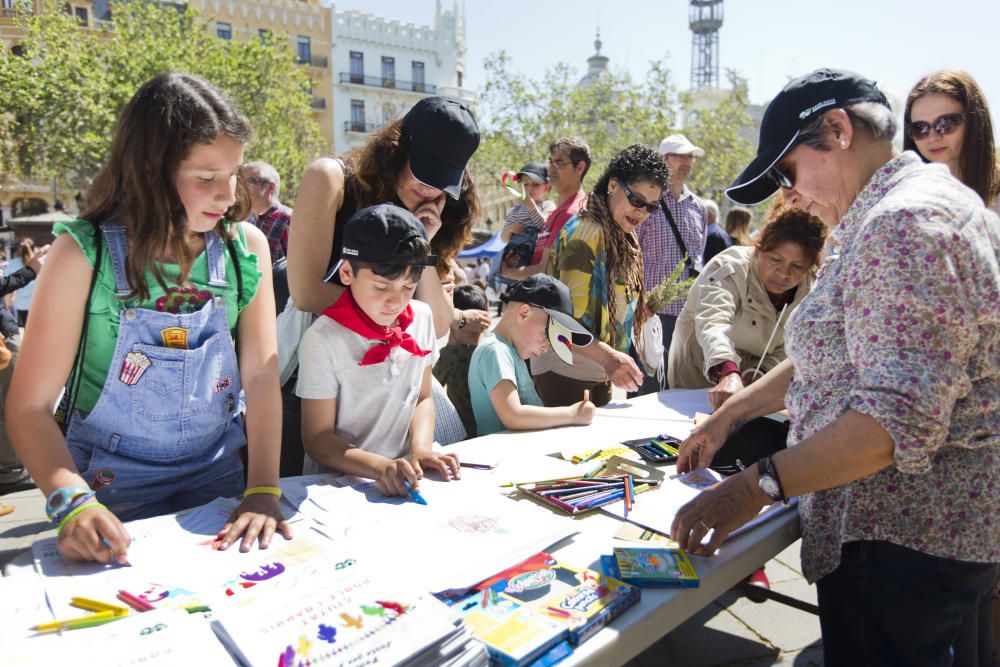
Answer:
[
  {"xmin": 288, "ymin": 97, "xmax": 490, "ymax": 337},
  {"xmin": 671, "ymin": 68, "xmax": 1000, "ymax": 665}
]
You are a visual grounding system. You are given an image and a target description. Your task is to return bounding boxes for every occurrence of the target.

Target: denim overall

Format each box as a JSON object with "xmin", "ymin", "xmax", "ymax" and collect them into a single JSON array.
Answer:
[{"xmin": 66, "ymin": 224, "xmax": 246, "ymax": 521}]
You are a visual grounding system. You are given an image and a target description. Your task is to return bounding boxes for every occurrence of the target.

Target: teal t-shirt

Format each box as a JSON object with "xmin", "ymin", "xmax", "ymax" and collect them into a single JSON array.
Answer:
[{"xmin": 468, "ymin": 332, "xmax": 543, "ymax": 436}]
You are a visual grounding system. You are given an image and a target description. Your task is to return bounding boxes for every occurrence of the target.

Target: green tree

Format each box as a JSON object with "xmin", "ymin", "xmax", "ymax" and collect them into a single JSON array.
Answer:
[
  {"xmin": 472, "ymin": 51, "xmax": 677, "ymax": 192},
  {"xmin": 0, "ymin": 0, "xmax": 325, "ymax": 199},
  {"xmin": 680, "ymin": 70, "xmax": 757, "ymax": 203}
]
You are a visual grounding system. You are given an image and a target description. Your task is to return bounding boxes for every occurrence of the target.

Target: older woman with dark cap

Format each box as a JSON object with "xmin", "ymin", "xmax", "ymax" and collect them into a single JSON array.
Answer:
[{"xmin": 671, "ymin": 68, "xmax": 1000, "ymax": 666}]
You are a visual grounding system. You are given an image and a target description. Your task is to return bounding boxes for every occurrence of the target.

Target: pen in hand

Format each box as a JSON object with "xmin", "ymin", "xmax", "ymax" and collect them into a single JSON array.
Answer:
[{"xmin": 403, "ymin": 479, "xmax": 428, "ymax": 505}]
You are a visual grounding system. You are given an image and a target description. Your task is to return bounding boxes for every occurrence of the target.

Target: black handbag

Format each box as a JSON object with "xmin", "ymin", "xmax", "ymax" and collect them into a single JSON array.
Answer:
[{"xmin": 709, "ymin": 416, "xmax": 790, "ymax": 476}]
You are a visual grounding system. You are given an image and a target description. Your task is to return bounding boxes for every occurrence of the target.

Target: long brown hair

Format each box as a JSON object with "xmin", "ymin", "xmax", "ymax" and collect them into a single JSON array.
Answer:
[
  {"xmin": 725, "ymin": 207, "xmax": 753, "ymax": 246},
  {"xmin": 82, "ymin": 72, "xmax": 252, "ymax": 301},
  {"xmin": 341, "ymin": 119, "xmax": 479, "ymax": 274},
  {"xmin": 578, "ymin": 144, "xmax": 670, "ymax": 350},
  {"xmin": 904, "ymin": 70, "xmax": 1000, "ymax": 206}
]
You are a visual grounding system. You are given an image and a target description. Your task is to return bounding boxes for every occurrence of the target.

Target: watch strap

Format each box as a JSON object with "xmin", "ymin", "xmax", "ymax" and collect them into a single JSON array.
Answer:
[{"xmin": 763, "ymin": 456, "xmax": 789, "ymax": 505}]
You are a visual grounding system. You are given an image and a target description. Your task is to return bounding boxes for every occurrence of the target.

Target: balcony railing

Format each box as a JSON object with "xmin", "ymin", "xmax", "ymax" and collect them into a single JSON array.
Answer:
[
  {"xmin": 91, "ymin": 18, "xmax": 114, "ymax": 31},
  {"xmin": 308, "ymin": 55, "xmax": 327, "ymax": 68},
  {"xmin": 310, "ymin": 97, "xmax": 326, "ymax": 110},
  {"xmin": 338, "ymin": 72, "xmax": 435, "ymax": 94},
  {"xmin": 344, "ymin": 121, "xmax": 376, "ymax": 134},
  {"xmin": 0, "ymin": 6, "xmax": 29, "ymax": 19}
]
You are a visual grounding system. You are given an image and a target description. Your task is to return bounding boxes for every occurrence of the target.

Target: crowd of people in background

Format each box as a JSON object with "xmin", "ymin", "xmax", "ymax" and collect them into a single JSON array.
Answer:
[{"xmin": 0, "ymin": 65, "xmax": 996, "ymax": 667}]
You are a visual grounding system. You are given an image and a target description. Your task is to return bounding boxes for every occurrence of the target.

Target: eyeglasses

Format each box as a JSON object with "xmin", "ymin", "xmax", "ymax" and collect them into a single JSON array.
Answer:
[
  {"xmin": 906, "ymin": 113, "xmax": 966, "ymax": 141},
  {"xmin": 548, "ymin": 158, "xmax": 570, "ymax": 169},
  {"xmin": 620, "ymin": 182, "xmax": 661, "ymax": 214},
  {"xmin": 767, "ymin": 165, "xmax": 794, "ymax": 190}
]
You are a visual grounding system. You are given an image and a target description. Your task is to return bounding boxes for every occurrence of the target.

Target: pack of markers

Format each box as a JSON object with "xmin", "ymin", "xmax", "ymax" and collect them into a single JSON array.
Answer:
[
  {"xmin": 516, "ymin": 475, "xmax": 660, "ymax": 516},
  {"xmin": 620, "ymin": 434, "xmax": 682, "ymax": 464}
]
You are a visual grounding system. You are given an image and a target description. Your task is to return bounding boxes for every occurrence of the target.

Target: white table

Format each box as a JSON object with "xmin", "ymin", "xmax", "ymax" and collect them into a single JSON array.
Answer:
[
  {"xmin": 4, "ymin": 390, "xmax": 800, "ymax": 666},
  {"xmin": 448, "ymin": 389, "xmax": 802, "ymax": 666}
]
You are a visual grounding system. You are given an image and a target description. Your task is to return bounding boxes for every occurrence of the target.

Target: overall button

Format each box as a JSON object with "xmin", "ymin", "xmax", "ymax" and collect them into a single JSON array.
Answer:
[
  {"xmin": 125, "ymin": 308, "xmax": 137, "ymax": 321},
  {"xmin": 214, "ymin": 296, "xmax": 225, "ymax": 308}
]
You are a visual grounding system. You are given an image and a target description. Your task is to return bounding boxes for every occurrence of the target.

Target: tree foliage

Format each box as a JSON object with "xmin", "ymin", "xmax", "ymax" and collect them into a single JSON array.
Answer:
[
  {"xmin": 471, "ymin": 53, "xmax": 756, "ymax": 206},
  {"xmin": 0, "ymin": 0, "xmax": 325, "ymax": 199}
]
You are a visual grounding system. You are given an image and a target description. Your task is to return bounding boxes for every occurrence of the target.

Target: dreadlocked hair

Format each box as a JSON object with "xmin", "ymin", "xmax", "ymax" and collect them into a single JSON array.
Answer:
[{"xmin": 579, "ymin": 144, "xmax": 669, "ymax": 356}]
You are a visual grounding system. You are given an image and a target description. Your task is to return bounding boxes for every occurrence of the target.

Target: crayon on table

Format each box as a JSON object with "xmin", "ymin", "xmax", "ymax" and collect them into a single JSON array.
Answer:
[{"xmin": 118, "ymin": 589, "xmax": 155, "ymax": 612}]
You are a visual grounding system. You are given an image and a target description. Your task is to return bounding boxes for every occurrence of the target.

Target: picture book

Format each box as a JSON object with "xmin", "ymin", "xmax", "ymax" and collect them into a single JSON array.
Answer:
[
  {"xmin": 610, "ymin": 546, "xmax": 699, "ymax": 588},
  {"xmin": 460, "ymin": 552, "xmax": 639, "ymax": 646},
  {"xmin": 211, "ymin": 565, "xmax": 466, "ymax": 667}
]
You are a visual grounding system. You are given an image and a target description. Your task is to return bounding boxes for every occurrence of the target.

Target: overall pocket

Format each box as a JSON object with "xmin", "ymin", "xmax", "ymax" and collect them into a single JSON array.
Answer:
[{"xmin": 130, "ymin": 333, "xmax": 221, "ymax": 422}]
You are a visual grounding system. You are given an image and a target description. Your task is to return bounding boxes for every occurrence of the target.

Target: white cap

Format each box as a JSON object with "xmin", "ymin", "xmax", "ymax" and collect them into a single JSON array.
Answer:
[{"xmin": 657, "ymin": 134, "xmax": 705, "ymax": 157}]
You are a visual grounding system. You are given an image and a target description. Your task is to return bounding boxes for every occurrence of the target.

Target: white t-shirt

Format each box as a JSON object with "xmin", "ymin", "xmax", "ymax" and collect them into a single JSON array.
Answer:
[{"xmin": 295, "ymin": 300, "xmax": 438, "ymax": 475}]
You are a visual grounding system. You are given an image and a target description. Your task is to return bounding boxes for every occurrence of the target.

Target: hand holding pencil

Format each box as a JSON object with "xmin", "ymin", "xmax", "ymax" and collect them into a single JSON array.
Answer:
[
  {"xmin": 571, "ymin": 389, "xmax": 596, "ymax": 425},
  {"xmin": 56, "ymin": 501, "xmax": 131, "ymax": 566}
]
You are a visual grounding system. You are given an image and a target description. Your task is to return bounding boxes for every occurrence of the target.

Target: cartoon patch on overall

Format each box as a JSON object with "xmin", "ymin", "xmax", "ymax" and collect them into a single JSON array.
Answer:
[
  {"xmin": 156, "ymin": 285, "xmax": 213, "ymax": 315},
  {"xmin": 119, "ymin": 351, "xmax": 151, "ymax": 385}
]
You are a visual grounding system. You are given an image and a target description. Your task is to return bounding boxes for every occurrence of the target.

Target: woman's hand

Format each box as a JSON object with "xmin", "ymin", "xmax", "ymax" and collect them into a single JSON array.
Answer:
[
  {"xmin": 27, "ymin": 244, "xmax": 51, "ymax": 274},
  {"xmin": 413, "ymin": 195, "xmax": 446, "ymax": 239},
  {"xmin": 57, "ymin": 502, "xmax": 131, "ymax": 565},
  {"xmin": 671, "ymin": 467, "xmax": 770, "ymax": 555},
  {"xmin": 411, "ymin": 447, "xmax": 461, "ymax": 481},
  {"xmin": 218, "ymin": 494, "xmax": 293, "ymax": 552},
  {"xmin": 708, "ymin": 372, "xmax": 744, "ymax": 409},
  {"xmin": 457, "ymin": 308, "xmax": 491, "ymax": 334},
  {"xmin": 676, "ymin": 410, "xmax": 738, "ymax": 473}
]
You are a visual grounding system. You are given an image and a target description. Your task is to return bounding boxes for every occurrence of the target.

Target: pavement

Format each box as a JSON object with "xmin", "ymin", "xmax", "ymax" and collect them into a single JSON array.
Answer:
[{"xmin": 0, "ymin": 485, "xmax": 824, "ymax": 666}]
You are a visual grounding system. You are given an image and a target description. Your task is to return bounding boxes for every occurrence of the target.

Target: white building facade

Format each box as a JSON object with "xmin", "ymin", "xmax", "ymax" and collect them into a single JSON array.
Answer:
[{"xmin": 330, "ymin": 0, "xmax": 474, "ymax": 152}]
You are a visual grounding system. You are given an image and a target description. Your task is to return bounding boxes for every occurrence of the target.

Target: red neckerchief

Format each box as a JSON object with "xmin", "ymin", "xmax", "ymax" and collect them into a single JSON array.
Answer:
[{"xmin": 322, "ymin": 289, "xmax": 430, "ymax": 366}]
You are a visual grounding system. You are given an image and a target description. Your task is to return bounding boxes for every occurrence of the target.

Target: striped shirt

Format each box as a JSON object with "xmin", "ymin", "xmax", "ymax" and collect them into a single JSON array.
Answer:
[{"xmin": 637, "ymin": 185, "xmax": 707, "ymax": 315}]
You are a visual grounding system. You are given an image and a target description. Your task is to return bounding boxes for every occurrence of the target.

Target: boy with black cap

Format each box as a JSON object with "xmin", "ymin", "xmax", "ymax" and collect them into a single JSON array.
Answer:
[
  {"xmin": 468, "ymin": 274, "xmax": 596, "ymax": 436},
  {"xmin": 500, "ymin": 162, "xmax": 556, "ymax": 267},
  {"xmin": 297, "ymin": 204, "xmax": 460, "ymax": 496}
]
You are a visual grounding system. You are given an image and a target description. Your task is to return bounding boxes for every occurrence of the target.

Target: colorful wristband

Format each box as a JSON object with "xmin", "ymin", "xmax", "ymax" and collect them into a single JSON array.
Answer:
[
  {"xmin": 50, "ymin": 490, "xmax": 97, "ymax": 526},
  {"xmin": 244, "ymin": 485, "xmax": 282, "ymax": 498},
  {"xmin": 56, "ymin": 501, "xmax": 106, "ymax": 536}
]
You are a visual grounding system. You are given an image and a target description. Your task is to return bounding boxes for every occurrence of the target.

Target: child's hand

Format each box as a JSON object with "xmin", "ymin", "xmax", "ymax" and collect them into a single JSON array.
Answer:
[
  {"xmin": 571, "ymin": 389, "xmax": 596, "ymax": 425},
  {"xmin": 374, "ymin": 458, "xmax": 421, "ymax": 496},
  {"xmin": 57, "ymin": 502, "xmax": 131, "ymax": 565},
  {"xmin": 218, "ymin": 494, "xmax": 293, "ymax": 552},
  {"xmin": 412, "ymin": 449, "xmax": 461, "ymax": 481}
]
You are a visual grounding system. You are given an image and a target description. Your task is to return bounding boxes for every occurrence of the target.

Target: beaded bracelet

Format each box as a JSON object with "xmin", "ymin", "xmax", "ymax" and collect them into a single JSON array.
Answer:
[
  {"xmin": 56, "ymin": 501, "xmax": 107, "ymax": 537},
  {"xmin": 244, "ymin": 485, "xmax": 282, "ymax": 498}
]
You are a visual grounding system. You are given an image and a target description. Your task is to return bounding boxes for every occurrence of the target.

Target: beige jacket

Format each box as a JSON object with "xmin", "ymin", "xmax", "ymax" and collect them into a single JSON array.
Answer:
[{"xmin": 667, "ymin": 245, "xmax": 812, "ymax": 389}]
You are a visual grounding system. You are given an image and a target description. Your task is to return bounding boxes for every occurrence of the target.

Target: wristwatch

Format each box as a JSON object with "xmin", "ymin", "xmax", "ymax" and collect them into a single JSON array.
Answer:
[
  {"xmin": 756, "ymin": 457, "xmax": 787, "ymax": 505},
  {"xmin": 45, "ymin": 485, "xmax": 92, "ymax": 522}
]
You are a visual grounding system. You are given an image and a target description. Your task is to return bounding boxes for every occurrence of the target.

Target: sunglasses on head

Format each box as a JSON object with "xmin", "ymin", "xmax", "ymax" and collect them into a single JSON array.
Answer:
[
  {"xmin": 906, "ymin": 112, "xmax": 966, "ymax": 141},
  {"xmin": 620, "ymin": 182, "xmax": 661, "ymax": 214}
]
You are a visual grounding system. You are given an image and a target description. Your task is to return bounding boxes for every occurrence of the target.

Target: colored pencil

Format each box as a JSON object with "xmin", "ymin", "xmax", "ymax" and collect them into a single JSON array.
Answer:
[
  {"xmin": 32, "ymin": 611, "xmax": 121, "ymax": 633},
  {"xmin": 117, "ymin": 590, "xmax": 155, "ymax": 612},
  {"xmin": 70, "ymin": 597, "xmax": 129, "ymax": 616},
  {"xmin": 403, "ymin": 480, "xmax": 428, "ymax": 505}
]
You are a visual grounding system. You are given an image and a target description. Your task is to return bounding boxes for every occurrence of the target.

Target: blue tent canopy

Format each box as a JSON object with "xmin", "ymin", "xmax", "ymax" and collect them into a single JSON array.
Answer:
[{"xmin": 457, "ymin": 233, "xmax": 506, "ymax": 259}]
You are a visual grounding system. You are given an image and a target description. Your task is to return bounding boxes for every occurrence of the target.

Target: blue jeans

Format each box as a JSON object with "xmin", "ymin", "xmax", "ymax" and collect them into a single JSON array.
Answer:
[{"xmin": 817, "ymin": 540, "xmax": 999, "ymax": 667}]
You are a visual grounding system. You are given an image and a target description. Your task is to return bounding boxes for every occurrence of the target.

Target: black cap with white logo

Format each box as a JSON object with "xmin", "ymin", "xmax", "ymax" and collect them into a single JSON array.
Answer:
[
  {"xmin": 403, "ymin": 97, "xmax": 480, "ymax": 200},
  {"xmin": 726, "ymin": 68, "xmax": 889, "ymax": 205},
  {"xmin": 326, "ymin": 204, "xmax": 437, "ymax": 281}
]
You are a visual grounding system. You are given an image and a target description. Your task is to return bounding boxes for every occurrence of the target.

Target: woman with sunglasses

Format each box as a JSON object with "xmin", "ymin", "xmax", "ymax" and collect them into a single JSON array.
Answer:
[
  {"xmin": 904, "ymin": 70, "xmax": 1000, "ymax": 212},
  {"xmin": 531, "ymin": 144, "xmax": 668, "ymax": 407},
  {"xmin": 667, "ymin": 208, "xmax": 826, "ymax": 407},
  {"xmin": 672, "ymin": 68, "xmax": 999, "ymax": 666}
]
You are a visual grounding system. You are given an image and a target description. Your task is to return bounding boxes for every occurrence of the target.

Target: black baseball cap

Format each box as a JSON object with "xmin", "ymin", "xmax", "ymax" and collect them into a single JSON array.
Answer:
[
  {"xmin": 502, "ymin": 274, "xmax": 593, "ymax": 365},
  {"xmin": 403, "ymin": 97, "xmax": 480, "ymax": 200},
  {"xmin": 726, "ymin": 68, "xmax": 890, "ymax": 205},
  {"xmin": 325, "ymin": 204, "xmax": 438, "ymax": 281},
  {"xmin": 516, "ymin": 162, "xmax": 548, "ymax": 184}
]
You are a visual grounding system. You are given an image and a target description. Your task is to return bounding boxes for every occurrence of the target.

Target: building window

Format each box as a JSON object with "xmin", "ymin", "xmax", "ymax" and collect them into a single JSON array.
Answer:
[
  {"xmin": 73, "ymin": 6, "xmax": 88, "ymax": 25},
  {"xmin": 412, "ymin": 61, "xmax": 425, "ymax": 93},
  {"xmin": 457, "ymin": 70, "xmax": 464, "ymax": 88},
  {"xmin": 258, "ymin": 28, "xmax": 271, "ymax": 44},
  {"xmin": 349, "ymin": 51, "xmax": 364, "ymax": 83},
  {"xmin": 297, "ymin": 35, "xmax": 311, "ymax": 64},
  {"xmin": 216, "ymin": 22, "xmax": 232, "ymax": 40},
  {"xmin": 381, "ymin": 56, "xmax": 395, "ymax": 88},
  {"xmin": 350, "ymin": 100, "xmax": 366, "ymax": 132}
]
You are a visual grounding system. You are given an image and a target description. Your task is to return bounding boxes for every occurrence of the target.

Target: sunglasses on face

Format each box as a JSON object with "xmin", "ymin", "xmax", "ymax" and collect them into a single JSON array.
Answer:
[
  {"xmin": 906, "ymin": 112, "xmax": 966, "ymax": 141},
  {"xmin": 767, "ymin": 164, "xmax": 794, "ymax": 190},
  {"xmin": 620, "ymin": 182, "xmax": 661, "ymax": 214}
]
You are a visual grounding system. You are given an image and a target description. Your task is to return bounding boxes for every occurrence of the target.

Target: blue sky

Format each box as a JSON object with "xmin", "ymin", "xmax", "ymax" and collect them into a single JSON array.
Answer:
[{"xmin": 332, "ymin": 0, "xmax": 1000, "ymax": 138}]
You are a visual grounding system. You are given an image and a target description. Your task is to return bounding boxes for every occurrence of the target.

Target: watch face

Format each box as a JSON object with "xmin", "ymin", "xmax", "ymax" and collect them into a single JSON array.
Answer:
[
  {"xmin": 46, "ymin": 488, "xmax": 71, "ymax": 514},
  {"xmin": 759, "ymin": 475, "xmax": 781, "ymax": 500}
]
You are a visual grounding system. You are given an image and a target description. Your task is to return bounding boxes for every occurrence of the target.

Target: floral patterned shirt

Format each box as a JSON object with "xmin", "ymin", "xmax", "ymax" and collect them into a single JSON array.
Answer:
[{"xmin": 784, "ymin": 152, "xmax": 1000, "ymax": 583}]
